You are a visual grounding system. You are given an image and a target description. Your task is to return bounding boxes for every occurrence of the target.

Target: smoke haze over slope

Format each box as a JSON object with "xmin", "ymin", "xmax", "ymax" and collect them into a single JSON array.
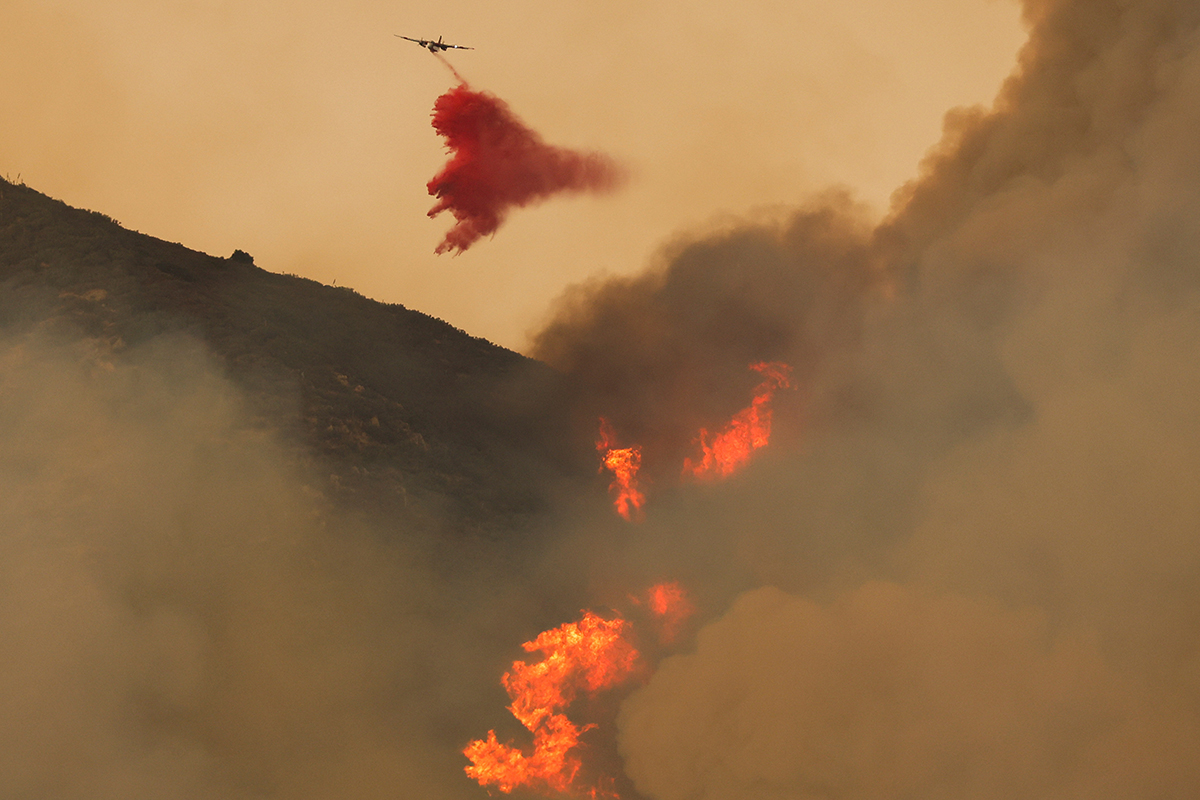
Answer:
[{"xmin": 0, "ymin": 334, "xmax": 541, "ymax": 799}]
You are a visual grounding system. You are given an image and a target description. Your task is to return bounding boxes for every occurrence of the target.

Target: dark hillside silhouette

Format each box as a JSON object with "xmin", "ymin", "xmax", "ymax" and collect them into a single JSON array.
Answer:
[{"xmin": 0, "ymin": 176, "xmax": 576, "ymax": 539}]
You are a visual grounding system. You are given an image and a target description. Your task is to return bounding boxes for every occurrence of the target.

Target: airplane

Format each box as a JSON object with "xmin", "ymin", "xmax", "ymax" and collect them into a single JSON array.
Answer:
[{"xmin": 395, "ymin": 35, "xmax": 473, "ymax": 53}]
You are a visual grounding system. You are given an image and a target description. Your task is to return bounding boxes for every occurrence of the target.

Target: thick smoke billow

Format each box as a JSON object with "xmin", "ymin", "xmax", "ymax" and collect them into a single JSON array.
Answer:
[
  {"xmin": 533, "ymin": 190, "xmax": 877, "ymax": 482},
  {"xmin": 0, "ymin": 332, "xmax": 518, "ymax": 800},
  {"xmin": 426, "ymin": 83, "xmax": 627, "ymax": 254},
  {"xmin": 620, "ymin": 583, "xmax": 1200, "ymax": 800},
  {"xmin": 528, "ymin": 0, "xmax": 1200, "ymax": 796}
]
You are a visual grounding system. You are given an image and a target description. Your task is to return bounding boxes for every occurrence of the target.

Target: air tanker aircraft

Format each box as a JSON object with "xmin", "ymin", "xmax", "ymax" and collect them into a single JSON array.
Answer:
[{"xmin": 396, "ymin": 35, "xmax": 473, "ymax": 53}]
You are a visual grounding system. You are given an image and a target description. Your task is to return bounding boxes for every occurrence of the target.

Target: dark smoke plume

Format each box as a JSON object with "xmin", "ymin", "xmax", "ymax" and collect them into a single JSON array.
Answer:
[
  {"xmin": 531, "ymin": 191, "xmax": 880, "ymax": 483},
  {"xmin": 528, "ymin": 0, "xmax": 1200, "ymax": 797},
  {"xmin": 426, "ymin": 83, "xmax": 626, "ymax": 254}
]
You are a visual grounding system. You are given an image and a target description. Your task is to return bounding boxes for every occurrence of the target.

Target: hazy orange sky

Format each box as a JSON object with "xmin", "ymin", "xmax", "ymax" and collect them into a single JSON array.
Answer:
[{"xmin": 3, "ymin": 0, "xmax": 1025, "ymax": 351}]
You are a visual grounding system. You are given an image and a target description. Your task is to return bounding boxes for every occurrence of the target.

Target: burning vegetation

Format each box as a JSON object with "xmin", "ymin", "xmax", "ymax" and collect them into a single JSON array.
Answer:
[
  {"xmin": 595, "ymin": 362, "xmax": 794, "ymax": 519},
  {"xmin": 683, "ymin": 361, "xmax": 793, "ymax": 481},
  {"xmin": 596, "ymin": 418, "xmax": 646, "ymax": 522},
  {"xmin": 463, "ymin": 611, "xmax": 639, "ymax": 795},
  {"xmin": 464, "ymin": 582, "xmax": 695, "ymax": 796}
]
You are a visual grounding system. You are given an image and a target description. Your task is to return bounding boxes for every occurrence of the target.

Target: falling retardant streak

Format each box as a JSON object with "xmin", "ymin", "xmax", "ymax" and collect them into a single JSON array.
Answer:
[
  {"xmin": 426, "ymin": 83, "xmax": 626, "ymax": 254},
  {"xmin": 431, "ymin": 51, "xmax": 467, "ymax": 85}
]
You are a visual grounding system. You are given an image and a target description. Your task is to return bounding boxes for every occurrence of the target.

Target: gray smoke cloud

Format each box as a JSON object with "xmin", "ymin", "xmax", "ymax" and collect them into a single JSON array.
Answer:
[
  {"xmin": 0, "ymin": 332, "xmax": 529, "ymax": 800},
  {"xmin": 528, "ymin": 0, "xmax": 1200, "ymax": 796},
  {"xmin": 619, "ymin": 583, "xmax": 1200, "ymax": 800}
]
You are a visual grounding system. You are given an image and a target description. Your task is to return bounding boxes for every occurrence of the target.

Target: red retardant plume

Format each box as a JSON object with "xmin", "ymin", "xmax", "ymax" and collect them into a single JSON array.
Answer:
[{"xmin": 427, "ymin": 83, "xmax": 625, "ymax": 254}]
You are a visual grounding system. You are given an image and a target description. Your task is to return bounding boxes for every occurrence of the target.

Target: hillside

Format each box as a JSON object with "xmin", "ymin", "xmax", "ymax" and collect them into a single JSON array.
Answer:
[{"xmin": 0, "ymin": 176, "xmax": 578, "ymax": 540}]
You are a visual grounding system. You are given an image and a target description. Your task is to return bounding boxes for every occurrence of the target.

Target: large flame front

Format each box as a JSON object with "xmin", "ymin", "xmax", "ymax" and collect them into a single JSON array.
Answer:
[
  {"xmin": 597, "ymin": 418, "xmax": 645, "ymax": 521},
  {"xmin": 684, "ymin": 361, "xmax": 793, "ymax": 480},
  {"xmin": 464, "ymin": 611, "xmax": 639, "ymax": 794}
]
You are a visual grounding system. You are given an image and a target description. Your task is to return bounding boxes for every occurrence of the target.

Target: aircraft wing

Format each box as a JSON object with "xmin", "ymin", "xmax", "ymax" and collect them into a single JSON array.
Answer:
[{"xmin": 394, "ymin": 35, "xmax": 472, "ymax": 50}]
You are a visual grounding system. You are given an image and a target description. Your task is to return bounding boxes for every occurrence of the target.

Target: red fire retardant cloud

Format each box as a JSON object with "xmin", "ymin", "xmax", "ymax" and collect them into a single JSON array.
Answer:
[{"xmin": 426, "ymin": 83, "xmax": 626, "ymax": 254}]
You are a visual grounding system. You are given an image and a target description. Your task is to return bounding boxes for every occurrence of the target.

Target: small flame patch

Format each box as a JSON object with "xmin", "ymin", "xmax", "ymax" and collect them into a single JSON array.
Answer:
[
  {"xmin": 597, "ymin": 418, "xmax": 645, "ymax": 522},
  {"xmin": 684, "ymin": 361, "xmax": 793, "ymax": 480}
]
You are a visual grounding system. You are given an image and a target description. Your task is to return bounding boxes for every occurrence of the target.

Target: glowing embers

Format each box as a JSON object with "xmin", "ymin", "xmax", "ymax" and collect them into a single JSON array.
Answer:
[
  {"xmin": 641, "ymin": 582, "xmax": 695, "ymax": 645},
  {"xmin": 597, "ymin": 418, "xmax": 645, "ymax": 522},
  {"xmin": 464, "ymin": 611, "xmax": 639, "ymax": 795},
  {"xmin": 684, "ymin": 361, "xmax": 793, "ymax": 480}
]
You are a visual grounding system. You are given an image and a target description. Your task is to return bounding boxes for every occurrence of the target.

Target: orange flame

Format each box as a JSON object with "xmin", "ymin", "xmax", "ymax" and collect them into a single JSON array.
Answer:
[
  {"xmin": 464, "ymin": 611, "xmax": 639, "ymax": 795},
  {"xmin": 597, "ymin": 418, "xmax": 645, "ymax": 521},
  {"xmin": 684, "ymin": 361, "xmax": 793, "ymax": 480},
  {"xmin": 643, "ymin": 582, "xmax": 695, "ymax": 644}
]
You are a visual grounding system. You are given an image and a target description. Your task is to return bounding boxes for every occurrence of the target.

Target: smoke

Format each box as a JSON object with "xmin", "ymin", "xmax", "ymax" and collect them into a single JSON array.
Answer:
[
  {"xmin": 531, "ymin": 190, "xmax": 878, "ymax": 486},
  {"xmin": 426, "ymin": 83, "xmax": 627, "ymax": 254},
  {"xmin": 619, "ymin": 583, "xmax": 1200, "ymax": 800},
  {"xmin": 524, "ymin": 0, "xmax": 1200, "ymax": 796},
  {"xmin": 0, "ymin": 331, "xmax": 540, "ymax": 800}
]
